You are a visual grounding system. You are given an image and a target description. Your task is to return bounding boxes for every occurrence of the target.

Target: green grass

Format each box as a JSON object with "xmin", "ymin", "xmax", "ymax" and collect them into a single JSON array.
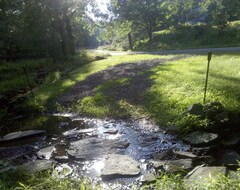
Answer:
[
  {"xmin": 135, "ymin": 22, "xmax": 240, "ymax": 51},
  {"xmin": 30, "ymin": 54, "xmax": 174, "ymax": 112},
  {"xmin": 0, "ymin": 170, "xmax": 95, "ymax": 190},
  {"xmin": 73, "ymin": 53, "xmax": 240, "ymax": 127},
  {"xmin": 143, "ymin": 53, "xmax": 240, "ymax": 124},
  {"xmin": 142, "ymin": 170, "xmax": 240, "ymax": 190}
]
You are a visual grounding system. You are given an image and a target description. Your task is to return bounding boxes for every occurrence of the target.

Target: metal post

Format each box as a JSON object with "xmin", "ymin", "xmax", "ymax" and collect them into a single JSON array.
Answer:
[{"xmin": 203, "ymin": 52, "xmax": 212, "ymax": 104}]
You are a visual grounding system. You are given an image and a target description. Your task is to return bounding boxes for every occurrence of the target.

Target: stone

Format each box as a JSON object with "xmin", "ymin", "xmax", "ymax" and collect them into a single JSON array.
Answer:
[
  {"xmin": 59, "ymin": 122, "xmax": 69, "ymax": 128},
  {"xmin": 67, "ymin": 138, "xmax": 129, "ymax": 160},
  {"xmin": 103, "ymin": 129, "xmax": 118, "ymax": 134},
  {"xmin": 187, "ymin": 103, "xmax": 204, "ymax": 117},
  {"xmin": 140, "ymin": 173, "xmax": 156, "ymax": 183},
  {"xmin": 185, "ymin": 166, "xmax": 227, "ymax": 183},
  {"xmin": 183, "ymin": 131, "xmax": 218, "ymax": 146},
  {"xmin": 19, "ymin": 160, "xmax": 55, "ymax": 173},
  {"xmin": 152, "ymin": 150, "xmax": 175, "ymax": 160},
  {"xmin": 1, "ymin": 130, "xmax": 46, "ymax": 142},
  {"xmin": 55, "ymin": 156, "xmax": 69, "ymax": 162},
  {"xmin": 37, "ymin": 146, "xmax": 55, "ymax": 159},
  {"xmin": 218, "ymin": 149, "xmax": 240, "ymax": 166},
  {"xmin": 52, "ymin": 164, "xmax": 73, "ymax": 178},
  {"xmin": 153, "ymin": 159, "xmax": 193, "ymax": 173},
  {"xmin": 175, "ymin": 151, "xmax": 197, "ymax": 159},
  {"xmin": 100, "ymin": 154, "xmax": 140, "ymax": 180},
  {"xmin": 220, "ymin": 135, "xmax": 240, "ymax": 147},
  {"xmin": 63, "ymin": 128, "xmax": 96, "ymax": 136},
  {"xmin": 192, "ymin": 146, "xmax": 218, "ymax": 156}
]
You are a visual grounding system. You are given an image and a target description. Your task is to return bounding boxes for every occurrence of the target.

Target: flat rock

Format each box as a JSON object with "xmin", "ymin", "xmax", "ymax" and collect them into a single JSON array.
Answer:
[
  {"xmin": 37, "ymin": 146, "xmax": 55, "ymax": 159},
  {"xmin": 140, "ymin": 172, "xmax": 156, "ymax": 183},
  {"xmin": 101, "ymin": 154, "xmax": 140, "ymax": 179},
  {"xmin": 67, "ymin": 138, "xmax": 129, "ymax": 160},
  {"xmin": 183, "ymin": 131, "xmax": 218, "ymax": 146},
  {"xmin": 175, "ymin": 151, "xmax": 197, "ymax": 159},
  {"xmin": 63, "ymin": 128, "xmax": 96, "ymax": 136},
  {"xmin": 153, "ymin": 159, "xmax": 193, "ymax": 173},
  {"xmin": 218, "ymin": 149, "xmax": 240, "ymax": 166},
  {"xmin": 1, "ymin": 130, "xmax": 46, "ymax": 142},
  {"xmin": 54, "ymin": 156, "xmax": 69, "ymax": 162},
  {"xmin": 185, "ymin": 166, "xmax": 227, "ymax": 183},
  {"xmin": 19, "ymin": 160, "xmax": 55, "ymax": 173},
  {"xmin": 152, "ymin": 150, "xmax": 175, "ymax": 160},
  {"xmin": 103, "ymin": 129, "xmax": 118, "ymax": 134},
  {"xmin": 59, "ymin": 122, "xmax": 69, "ymax": 128}
]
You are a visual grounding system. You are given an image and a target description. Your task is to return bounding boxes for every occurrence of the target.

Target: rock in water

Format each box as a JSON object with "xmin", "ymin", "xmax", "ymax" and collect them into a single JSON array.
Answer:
[
  {"xmin": 1, "ymin": 130, "xmax": 46, "ymax": 142},
  {"xmin": 67, "ymin": 138, "xmax": 129, "ymax": 160},
  {"xmin": 101, "ymin": 154, "xmax": 140, "ymax": 180},
  {"xmin": 37, "ymin": 146, "xmax": 55, "ymax": 159},
  {"xmin": 153, "ymin": 159, "xmax": 193, "ymax": 173},
  {"xmin": 19, "ymin": 160, "xmax": 55, "ymax": 174},
  {"xmin": 183, "ymin": 131, "xmax": 218, "ymax": 146}
]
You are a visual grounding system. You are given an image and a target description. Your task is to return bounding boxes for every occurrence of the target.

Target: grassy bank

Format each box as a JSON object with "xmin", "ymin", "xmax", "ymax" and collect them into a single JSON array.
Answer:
[
  {"xmin": 74, "ymin": 53, "xmax": 240, "ymax": 126},
  {"xmin": 1, "ymin": 169, "xmax": 240, "ymax": 190}
]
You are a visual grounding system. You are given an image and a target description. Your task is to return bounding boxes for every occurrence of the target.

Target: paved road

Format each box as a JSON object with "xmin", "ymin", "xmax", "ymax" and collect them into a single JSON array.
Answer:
[{"xmin": 93, "ymin": 47, "xmax": 240, "ymax": 56}]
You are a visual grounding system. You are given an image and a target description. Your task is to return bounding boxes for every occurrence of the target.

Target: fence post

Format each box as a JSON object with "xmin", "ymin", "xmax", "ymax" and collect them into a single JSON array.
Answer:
[{"xmin": 203, "ymin": 52, "xmax": 212, "ymax": 104}]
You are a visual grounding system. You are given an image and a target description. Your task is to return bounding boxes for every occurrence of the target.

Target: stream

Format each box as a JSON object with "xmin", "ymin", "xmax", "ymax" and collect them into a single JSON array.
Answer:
[{"xmin": 0, "ymin": 114, "xmax": 190, "ymax": 189}]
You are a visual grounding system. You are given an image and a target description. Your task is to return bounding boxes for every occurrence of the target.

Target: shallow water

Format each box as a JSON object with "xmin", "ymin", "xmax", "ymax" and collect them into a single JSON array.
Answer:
[{"xmin": 0, "ymin": 114, "xmax": 190, "ymax": 189}]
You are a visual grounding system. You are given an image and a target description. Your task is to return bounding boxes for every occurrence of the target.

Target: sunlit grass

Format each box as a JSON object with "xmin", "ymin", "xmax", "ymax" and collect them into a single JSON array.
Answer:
[
  {"xmin": 143, "ymin": 53, "xmax": 240, "ymax": 124},
  {"xmin": 31, "ymin": 54, "xmax": 175, "ymax": 112}
]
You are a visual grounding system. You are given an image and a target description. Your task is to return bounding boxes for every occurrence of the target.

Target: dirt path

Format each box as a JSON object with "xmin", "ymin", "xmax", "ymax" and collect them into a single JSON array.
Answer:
[{"xmin": 58, "ymin": 55, "xmax": 187, "ymax": 107}]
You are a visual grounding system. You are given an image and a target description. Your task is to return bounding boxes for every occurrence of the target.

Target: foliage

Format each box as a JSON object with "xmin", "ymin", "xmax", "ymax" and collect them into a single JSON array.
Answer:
[
  {"xmin": 0, "ymin": 170, "xmax": 95, "ymax": 190},
  {"xmin": 142, "ymin": 169, "xmax": 240, "ymax": 190},
  {"xmin": 0, "ymin": 0, "xmax": 96, "ymax": 60}
]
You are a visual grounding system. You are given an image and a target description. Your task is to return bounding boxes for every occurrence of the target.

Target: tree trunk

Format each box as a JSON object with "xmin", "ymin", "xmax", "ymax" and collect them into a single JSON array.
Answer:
[
  {"xmin": 65, "ymin": 15, "xmax": 75, "ymax": 55},
  {"xmin": 128, "ymin": 33, "xmax": 133, "ymax": 50}
]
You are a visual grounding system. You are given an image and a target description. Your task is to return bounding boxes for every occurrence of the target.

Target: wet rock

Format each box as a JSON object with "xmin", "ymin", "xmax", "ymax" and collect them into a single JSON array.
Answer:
[
  {"xmin": 183, "ymin": 131, "xmax": 218, "ymax": 146},
  {"xmin": 175, "ymin": 151, "xmax": 197, "ymax": 159},
  {"xmin": 101, "ymin": 154, "xmax": 140, "ymax": 180},
  {"xmin": 185, "ymin": 166, "xmax": 227, "ymax": 183},
  {"xmin": 0, "ymin": 145, "xmax": 38, "ymax": 160},
  {"xmin": 140, "ymin": 172, "xmax": 156, "ymax": 183},
  {"xmin": 103, "ymin": 129, "xmax": 118, "ymax": 134},
  {"xmin": 63, "ymin": 128, "xmax": 96, "ymax": 137},
  {"xmin": 187, "ymin": 103, "xmax": 204, "ymax": 117},
  {"xmin": 220, "ymin": 135, "xmax": 240, "ymax": 147},
  {"xmin": 152, "ymin": 150, "xmax": 175, "ymax": 160},
  {"xmin": 195, "ymin": 156, "xmax": 216, "ymax": 165},
  {"xmin": 52, "ymin": 164, "xmax": 73, "ymax": 178},
  {"xmin": 19, "ymin": 160, "xmax": 55, "ymax": 173},
  {"xmin": 37, "ymin": 146, "xmax": 55, "ymax": 159},
  {"xmin": 59, "ymin": 122, "xmax": 69, "ymax": 128},
  {"xmin": 67, "ymin": 138, "xmax": 129, "ymax": 160},
  {"xmin": 153, "ymin": 159, "xmax": 193, "ymax": 173},
  {"xmin": 192, "ymin": 146, "xmax": 218, "ymax": 156},
  {"xmin": 55, "ymin": 156, "xmax": 68, "ymax": 162},
  {"xmin": 218, "ymin": 149, "xmax": 240, "ymax": 166},
  {"xmin": 1, "ymin": 130, "xmax": 46, "ymax": 142}
]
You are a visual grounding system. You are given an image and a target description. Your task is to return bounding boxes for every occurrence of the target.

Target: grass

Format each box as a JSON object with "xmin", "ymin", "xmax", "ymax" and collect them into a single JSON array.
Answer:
[
  {"xmin": 143, "ymin": 53, "xmax": 240, "ymax": 124},
  {"xmin": 72, "ymin": 53, "xmax": 240, "ymax": 127},
  {"xmin": 142, "ymin": 170, "xmax": 240, "ymax": 190},
  {"xmin": 29, "ymin": 54, "xmax": 175, "ymax": 112},
  {"xmin": 1, "ymin": 168, "xmax": 240, "ymax": 190},
  {"xmin": 135, "ymin": 22, "xmax": 240, "ymax": 51},
  {"xmin": 0, "ymin": 170, "xmax": 96, "ymax": 190}
]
